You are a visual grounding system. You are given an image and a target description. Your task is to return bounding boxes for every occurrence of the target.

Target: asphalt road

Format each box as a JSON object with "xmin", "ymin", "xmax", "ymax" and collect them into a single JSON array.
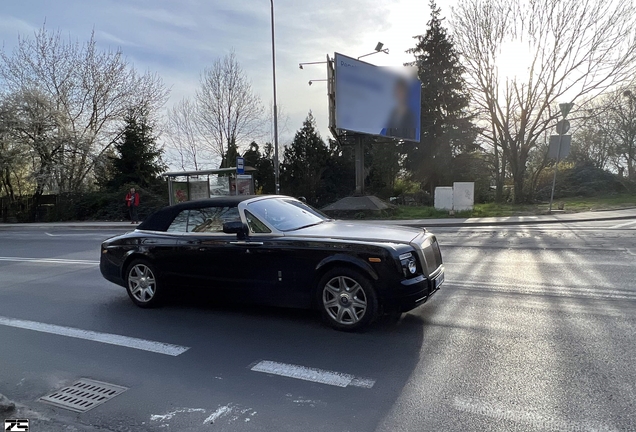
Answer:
[{"xmin": 1, "ymin": 219, "xmax": 635, "ymax": 431}]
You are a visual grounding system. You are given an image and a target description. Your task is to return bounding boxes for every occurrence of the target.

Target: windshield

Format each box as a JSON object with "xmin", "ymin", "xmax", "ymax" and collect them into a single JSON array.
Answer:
[{"xmin": 246, "ymin": 198, "xmax": 330, "ymax": 232}]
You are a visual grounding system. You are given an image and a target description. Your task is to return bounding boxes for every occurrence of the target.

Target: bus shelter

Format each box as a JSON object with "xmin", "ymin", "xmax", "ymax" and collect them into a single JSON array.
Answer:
[{"xmin": 163, "ymin": 167, "xmax": 256, "ymax": 206}]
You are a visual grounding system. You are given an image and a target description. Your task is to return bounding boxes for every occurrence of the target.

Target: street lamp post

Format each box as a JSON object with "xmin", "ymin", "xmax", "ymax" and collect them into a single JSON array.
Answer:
[{"xmin": 270, "ymin": 0, "xmax": 280, "ymax": 194}]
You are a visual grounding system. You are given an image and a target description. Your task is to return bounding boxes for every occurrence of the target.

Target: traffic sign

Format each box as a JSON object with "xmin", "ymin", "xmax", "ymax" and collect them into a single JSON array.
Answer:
[
  {"xmin": 548, "ymin": 135, "xmax": 571, "ymax": 159},
  {"xmin": 236, "ymin": 157, "xmax": 245, "ymax": 175},
  {"xmin": 559, "ymin": 103, "xmax": 574, "ymax": 119},
  {"xmin": 556, "ymin": 119, "xmax": 570, "ymax": 135}
]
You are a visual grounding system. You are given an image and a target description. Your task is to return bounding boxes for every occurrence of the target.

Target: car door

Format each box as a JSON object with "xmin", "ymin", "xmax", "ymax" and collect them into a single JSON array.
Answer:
[
  {"xmin": 237, "ymin": 209, "xmax": 315, "ymax": 307},
  {"xmin": 185, "ymin": 206, "xmax": 247, "ymax": 292},
  {"xmin": 158, "ymin": 208, "xmax": 201, "ymax": 288}
]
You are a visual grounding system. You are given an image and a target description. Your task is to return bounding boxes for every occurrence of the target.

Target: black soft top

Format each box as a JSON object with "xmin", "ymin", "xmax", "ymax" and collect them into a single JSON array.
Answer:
[{"xmin": 138, "ymin": 195, "xmax": 256, "ymax": 232}]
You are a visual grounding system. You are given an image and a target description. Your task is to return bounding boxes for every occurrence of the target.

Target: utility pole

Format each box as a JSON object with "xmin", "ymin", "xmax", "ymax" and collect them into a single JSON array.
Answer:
[{"xmin": 270, "ymin": 0, "xmax": 280, "ymax": 194}]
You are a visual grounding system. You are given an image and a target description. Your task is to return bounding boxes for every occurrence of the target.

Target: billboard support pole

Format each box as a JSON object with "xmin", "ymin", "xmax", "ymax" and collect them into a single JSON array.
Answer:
[
  {"xmin": 548, "ymin": 132, "xmax": 563, "ymax": 213},
  {"xmin": 354, "ymin": 135, "xmax": 365, "ymax": 195}
]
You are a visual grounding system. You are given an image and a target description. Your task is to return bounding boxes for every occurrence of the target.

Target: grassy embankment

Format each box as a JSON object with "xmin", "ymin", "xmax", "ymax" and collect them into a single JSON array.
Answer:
[{"xmin": 389, "ymin": 193, "xmax": 636, "ymax": 219}]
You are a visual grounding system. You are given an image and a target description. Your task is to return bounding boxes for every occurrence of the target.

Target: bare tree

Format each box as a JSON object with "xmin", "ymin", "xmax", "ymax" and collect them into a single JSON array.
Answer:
[
  {"xmin": 196, "ymin": 51, "xmax": 264, "ymax": 165},
  {"xmin": 610, "ymin": 90, "xmax": 636, "ymax": 178},
  {"xmin": 1, "ymin": 89, "xmax": 65, "ymax": 215},
  {"xmin": 0, "ymin": 25, "xmax": 169, "ymax": 193},
  {"xmin": 166, "ymin": 98, "xmax": 207, "ymax": 171},
  {"xmin": 570, "ymin": 96, "xmax": 619, "ymax": 171},
  {"xmin": 0, "ymin": 96, "xmax": 31, "ymax": 199},
  {"xmin": 452, "ymin": 0, "xmax": 636, "ymax": 202},
  {"xmin": 579, "ymin": 89, "xmax": 636, "ymax": 177}
]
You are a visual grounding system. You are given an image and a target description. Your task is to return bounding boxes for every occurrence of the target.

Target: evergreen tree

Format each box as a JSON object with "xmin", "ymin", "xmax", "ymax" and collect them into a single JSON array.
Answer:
[
  {"xmin": 321, "ymin": 138, "xmax": 355, "ymax": 204},
  {"xmin": 280, "ymin": 112, "xmax": 331, "ymax": 205},
  {"xmin": 242, "ymin": 141, "xmax": 276, "ymax": 194},
  {"xmin": 220, "ymin": 140, "xmax": 239, "ymax": 169},
  {"xmin": 404, "ymin": 0, "xmax": 478, "ymax": 193},
  {"xmin": 108, "ymin": 111, "xmax": 166, "ymax": 190}
]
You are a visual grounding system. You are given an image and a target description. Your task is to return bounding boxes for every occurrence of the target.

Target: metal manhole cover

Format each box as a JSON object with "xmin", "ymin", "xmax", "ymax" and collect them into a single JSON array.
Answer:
[{"xmin": 39, "ymin": 378, "xmax": 128, "ymax": 413}]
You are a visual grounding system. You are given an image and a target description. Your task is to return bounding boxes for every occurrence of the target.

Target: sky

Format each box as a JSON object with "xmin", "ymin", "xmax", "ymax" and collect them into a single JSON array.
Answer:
[{"xmin": 0, "ymin": 0, "xmax": 448, "ymax": 148}]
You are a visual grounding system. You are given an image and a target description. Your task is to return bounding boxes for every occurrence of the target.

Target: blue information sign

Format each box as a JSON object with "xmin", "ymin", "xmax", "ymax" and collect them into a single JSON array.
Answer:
[{"xmin": 236, "ymin": 157, "xmax": 245, "ymax": 174}]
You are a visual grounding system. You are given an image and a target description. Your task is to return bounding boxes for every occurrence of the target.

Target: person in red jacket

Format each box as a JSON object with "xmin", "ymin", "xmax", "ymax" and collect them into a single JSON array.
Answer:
[{"xmin": 125, "ymin": 187, "xmax": 140, "ymax": 224}]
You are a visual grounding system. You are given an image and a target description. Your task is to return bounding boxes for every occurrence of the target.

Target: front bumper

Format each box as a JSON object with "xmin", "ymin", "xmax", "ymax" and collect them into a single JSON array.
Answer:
[
  {"xmin": 99, "ymin": 253, "xmax": 126, "ymax": 288},
  {"xmin": 389, "ymin": 266, "xmax": 444, "ymax": 312}
]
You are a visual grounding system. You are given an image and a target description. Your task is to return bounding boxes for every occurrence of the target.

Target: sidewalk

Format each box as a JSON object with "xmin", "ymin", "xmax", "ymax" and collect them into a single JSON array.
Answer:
[
  {"xmin": 374, "ymin": 207, "xmax": 636, "ymax": 227},
  {"xmin": 0, "ymin": 221, "xmax": 137, "ymax": 230},
  {"xmin": 0, "ymin": 208, "xmax": 635, "ymax": 230}
]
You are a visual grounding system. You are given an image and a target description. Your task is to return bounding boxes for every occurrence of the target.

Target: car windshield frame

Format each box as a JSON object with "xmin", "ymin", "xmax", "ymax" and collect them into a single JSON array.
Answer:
[{"xmin": 245, "ymin": 197, "xmax": 330, "ymax": 232}]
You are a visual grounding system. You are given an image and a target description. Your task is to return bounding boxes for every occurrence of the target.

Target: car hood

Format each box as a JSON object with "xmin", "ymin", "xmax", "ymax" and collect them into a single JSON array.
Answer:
[{"xmin": 286, "ymin": 221, "xmax": 423, "ymax": 244}]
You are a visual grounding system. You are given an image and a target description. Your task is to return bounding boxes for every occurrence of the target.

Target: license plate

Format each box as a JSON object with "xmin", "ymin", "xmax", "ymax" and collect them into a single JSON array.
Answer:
[{"xmin": 434, "ymin": 272, "xmax": 444, "ymax": 288}]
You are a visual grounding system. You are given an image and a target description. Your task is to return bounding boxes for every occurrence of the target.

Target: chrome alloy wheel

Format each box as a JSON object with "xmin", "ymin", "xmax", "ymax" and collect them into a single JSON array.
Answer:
[
  {"xmin": 127, "ymin": 263, "xmax": 156, "ymax": 303},
  {"xmin": 322, "ymin": 275, "xmax": 368, "ymax": 325}
]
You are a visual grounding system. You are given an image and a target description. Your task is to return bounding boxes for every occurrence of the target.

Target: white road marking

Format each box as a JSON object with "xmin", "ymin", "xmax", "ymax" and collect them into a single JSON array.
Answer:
[
  {"xmin": 610, "ymin": 219, "xmax": 636, "ymax": 229},
  {"xmin": 0, "ymin": 256, "xmax": 98, "ymax": 265},
  {"xmin": 250, "ymin": 360, "xmax": 375, "ymax": 388},
  {"xmin": 45, "ymin": 232, "xmax": 106, "ymax": 237},
  {"xmin": 447, "ymin": 279, "xmax": 636, "ymax": 300},
  {"xmin": 150, "ymin": 408, "xmax": 206, "ymax": 422},
  {"xmin": 203, "ymin": 405, "xmax": 232, "ymax": 424},
  {"xmin": 0, "ymin": 316, "xmax": 190, "ymax": 356},
  {"xmin": 453, "ymin": 396, "xmax": 617, "ymax": 432}
]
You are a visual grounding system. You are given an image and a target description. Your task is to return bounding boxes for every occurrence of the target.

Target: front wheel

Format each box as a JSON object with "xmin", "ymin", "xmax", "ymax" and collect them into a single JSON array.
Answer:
[
  {"xmin": 318, "ymin": 267, "xmax": 378, "ymax": 331},
  {"xmin": 125, "ymin": 259, "xmax": 162, "ymax": 308}
]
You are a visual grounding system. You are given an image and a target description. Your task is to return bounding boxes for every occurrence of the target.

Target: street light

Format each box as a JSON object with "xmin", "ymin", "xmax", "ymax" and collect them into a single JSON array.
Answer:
[
  {"xmin": 358, "ymin": 42, "xmax": 389, "ymax": 60},
  {"xmin": 270, "ymin": 0, "xmax": 280, "ymax": 193},
  {"xmin": 308, "ymin": 79, "xmax": 327, "ymax": 86},
  {"xmin": 299, "ymin": 61, "xmax": 327, "ymax": 69}
]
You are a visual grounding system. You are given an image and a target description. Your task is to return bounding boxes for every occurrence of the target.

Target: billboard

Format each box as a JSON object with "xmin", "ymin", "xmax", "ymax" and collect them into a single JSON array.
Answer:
[
  {"xmin": 334, "ymin": 53, "xmax": 421, "ymax": 142},
  {"xmin": 171, "ymin": 182, "xmax": 189, "ymax": 204},
  {"xmin": 188, "ymin": 180, "xmax": 210, "ymax": 200},
  {"xmin": 230, "ymin": 174, "xmax": 254, "ymax": 195}
]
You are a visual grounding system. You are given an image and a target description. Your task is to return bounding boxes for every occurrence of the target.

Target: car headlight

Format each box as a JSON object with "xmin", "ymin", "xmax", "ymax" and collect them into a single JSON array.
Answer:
[
  {"xmin": 399, "ymin": 252, "xmax": 418, "ymax": 277},
  {"xmin": 407, "ymin": 260, "xmax": 417, "ymax": 274}
]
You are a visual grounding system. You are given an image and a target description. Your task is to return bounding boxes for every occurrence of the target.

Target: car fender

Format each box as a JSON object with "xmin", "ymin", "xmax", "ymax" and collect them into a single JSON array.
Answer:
[
  {"xmin": 120, "ymin": 249, "xmax": 151, "ymax": 280},
  {"xmin": 315, "ymin": 254, "xmax": 379, "ymax": 281}
]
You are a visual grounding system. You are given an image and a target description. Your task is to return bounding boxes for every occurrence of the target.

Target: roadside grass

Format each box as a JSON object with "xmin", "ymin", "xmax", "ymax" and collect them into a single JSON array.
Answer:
[{"xmin": 388, "ymin": 193, "xmax": 636, "ymax": 219}]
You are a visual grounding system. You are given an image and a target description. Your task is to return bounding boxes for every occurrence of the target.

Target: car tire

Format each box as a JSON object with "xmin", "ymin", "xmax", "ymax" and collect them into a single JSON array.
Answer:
[
  {"xmin": 317, "ymin": 267, "xmax": 378, "ymax": 331},
  {"xmin": 125, "ymin": 259, "xmax": 162, "ymax": 308}
]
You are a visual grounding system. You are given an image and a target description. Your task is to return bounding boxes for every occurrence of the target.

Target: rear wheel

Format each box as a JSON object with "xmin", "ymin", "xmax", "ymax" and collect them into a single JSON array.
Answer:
[
  {"xmin": 125, "ymin": 260, "xmax": 162, "ymax": 308},
  {"xmin": 318, "ymin": 267, "xmax": 378, "ymax": 331}
]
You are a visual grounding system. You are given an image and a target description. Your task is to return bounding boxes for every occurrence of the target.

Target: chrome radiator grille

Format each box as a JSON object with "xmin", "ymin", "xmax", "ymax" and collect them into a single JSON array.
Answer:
[{"xmin": 417, "ymin": 235, "xmax": 443, "ymax": 276}]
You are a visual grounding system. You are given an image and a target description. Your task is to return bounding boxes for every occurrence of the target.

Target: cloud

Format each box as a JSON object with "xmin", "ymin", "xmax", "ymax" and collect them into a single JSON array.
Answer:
[
  {"xmin": 123, "ymin": 5, "xmax": 199, "ymax": 30},
  {"xmin": 0, "ymin": 14, "xmax": 38, "ymax": 41},
  {"xmin": 95, "ymin": 30, "xmax": 139, "ymax": 48},
  {"xmin": 0, "ymin": 0, "xmax": 446, "ymax": 147}
]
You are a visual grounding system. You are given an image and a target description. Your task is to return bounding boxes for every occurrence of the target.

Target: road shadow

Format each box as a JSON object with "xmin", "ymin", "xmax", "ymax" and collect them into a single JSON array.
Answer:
[{"xmin": 94, "ymin": 284, "xmax": 428, "ymax": 432}]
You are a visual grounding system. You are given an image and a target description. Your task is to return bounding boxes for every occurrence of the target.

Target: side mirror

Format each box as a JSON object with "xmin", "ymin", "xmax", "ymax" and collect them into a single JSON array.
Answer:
[{"xmin": 222, "ymin": 221, "xmax": 249, "ymax": 240}]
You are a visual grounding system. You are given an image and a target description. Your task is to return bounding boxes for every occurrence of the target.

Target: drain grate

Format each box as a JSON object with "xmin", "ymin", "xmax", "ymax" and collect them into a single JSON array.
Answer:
[{"xmin": 39, "ymin": 378, "xmax": 128, "ymax": 413}]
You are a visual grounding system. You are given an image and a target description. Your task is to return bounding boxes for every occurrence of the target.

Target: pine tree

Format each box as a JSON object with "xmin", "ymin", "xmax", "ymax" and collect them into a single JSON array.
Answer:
[
  {"xmin": 220, "ymin": 140, "xmax": 239, "ymax": 169},
  {"xmin": 242, "ymin": 141, "xmax": 276, "ymax": 194},
  {"xmin": 108, "ymin": 111, "xmax": 166, "ymax": 190},
  {"xmin": 404, "ymin": 0, "xmax": 478, "ymax": 193},
  {"xmin": 280, "ymin": 112, "xmax": 331, "ymax": 205}
]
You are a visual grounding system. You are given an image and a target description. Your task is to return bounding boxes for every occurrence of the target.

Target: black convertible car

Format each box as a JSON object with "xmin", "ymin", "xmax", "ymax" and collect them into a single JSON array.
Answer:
[{"xmin": 100, "ymin": 195, "xmax": 444, "ymax": 330}]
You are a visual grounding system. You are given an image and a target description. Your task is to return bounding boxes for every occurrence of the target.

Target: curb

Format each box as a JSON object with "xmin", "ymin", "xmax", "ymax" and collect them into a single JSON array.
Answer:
[
  {"xmin": 0, "ymin": 224, "xmax": 134, "ymax": 231},
  {"xmin": 1, "ymin": 213, "xmax": 635, "ymax": 230}
]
